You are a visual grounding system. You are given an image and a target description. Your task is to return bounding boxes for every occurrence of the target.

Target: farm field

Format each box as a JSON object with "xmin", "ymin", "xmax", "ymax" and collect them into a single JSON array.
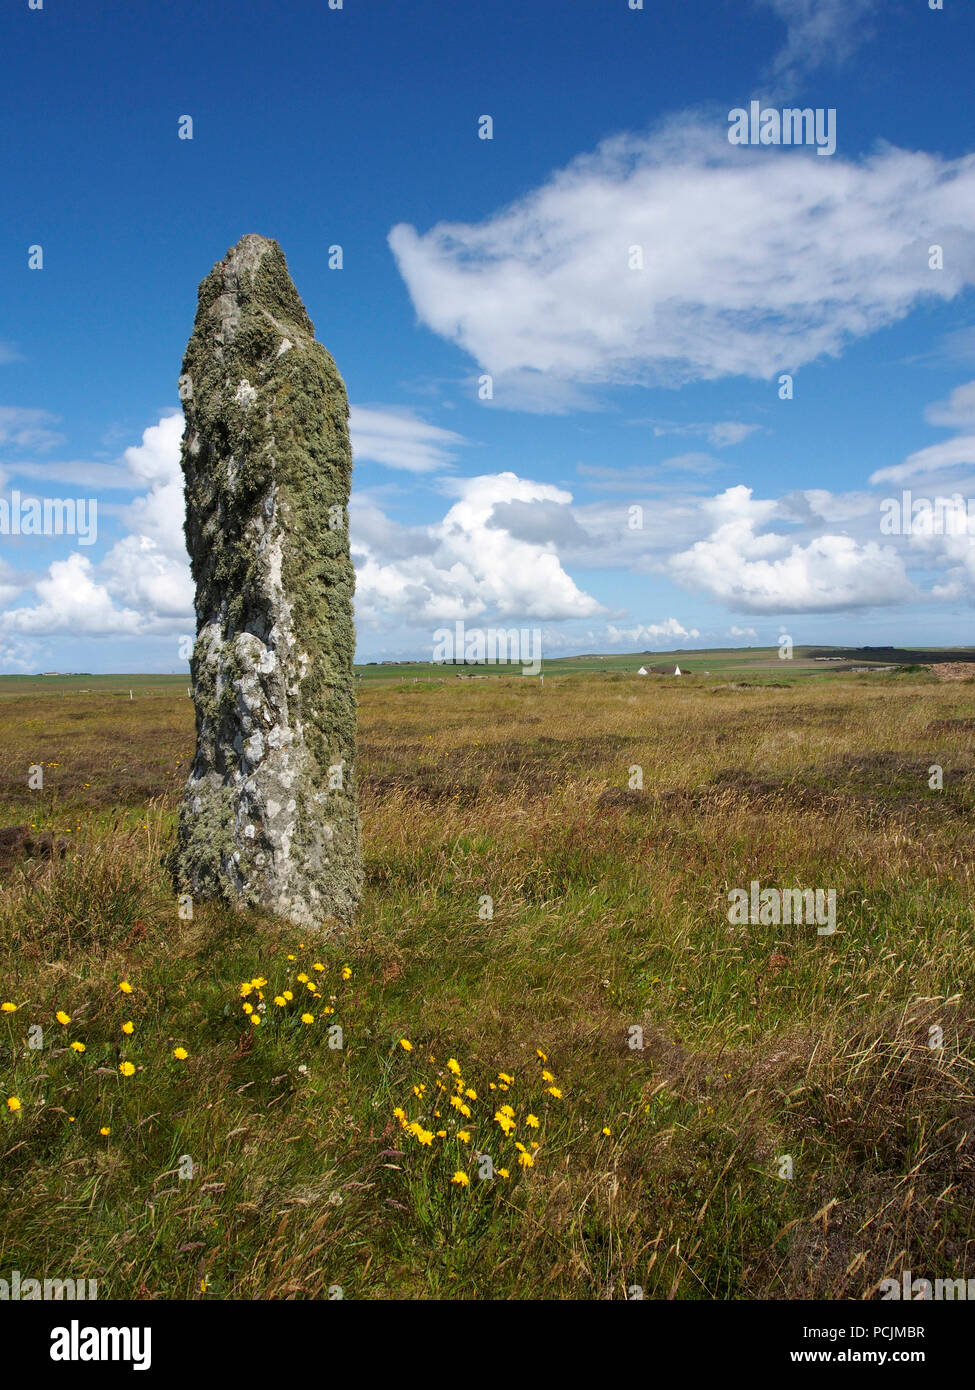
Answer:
[{"xmin": 0, "ymin": 663, "xmax": 973, "ymax": 1299}]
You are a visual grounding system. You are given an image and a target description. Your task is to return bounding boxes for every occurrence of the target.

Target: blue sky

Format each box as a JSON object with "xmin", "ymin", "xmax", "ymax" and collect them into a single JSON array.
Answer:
[{"xmin": 1, "ymin": 0, "xmax": 973, "ymax": 671}]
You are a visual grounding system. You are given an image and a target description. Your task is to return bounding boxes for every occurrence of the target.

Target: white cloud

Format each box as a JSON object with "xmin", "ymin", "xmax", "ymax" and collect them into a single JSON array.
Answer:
[
  {"xmin": 0, "ymin": 406, "xmax": 64, "ymax": 452},
  {"xmin": 349, "ymin": 406, "xmax": 465, "ymax": 472},
  {"xmin": 352, "ymin": 472, "xmax": 605, "ymax": 626},
  {"xmin": 3, "ymin": 553, "xmax": 143, "ymax": 635},
  {"xmin": 0, "ymin": 556, "xmax": 22, "ymax": 606},
  {"xmin": 924, "ymin": 380, "xmax": 975, "ymax": 430},
  {"xmin": 758, "ymin": 0, "xmax": 876, "ymax": 80},
  {"xmin": 730, "ymin": 625, "xmax": 759, "ymax": 638},
  {"xmin": 668, "ymin": 485, "xmax": 915, "ymax": 613},
  {"xmin": 389, "ymin": 123, "xmax": 975, "ymax": 404},
  {"xmin": 649, "ymin": 419, "xmax": 761, "ymax": 448},
  {"xmin": 607, "ymin": 617, "xmax": 701, "ymax": 645},
  {"xmin": 6, "ymin": 460, "xmax": 139, "ymax": 489},
  {"xmin": 870, "ymin": 435, "xmax": 975, "ymax": 486}
]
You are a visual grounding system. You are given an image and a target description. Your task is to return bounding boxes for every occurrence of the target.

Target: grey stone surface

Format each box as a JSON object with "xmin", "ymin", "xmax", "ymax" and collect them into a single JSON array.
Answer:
[{"xmin": 173, "ymin": 234, "xmax": 361, "ymax": 931}]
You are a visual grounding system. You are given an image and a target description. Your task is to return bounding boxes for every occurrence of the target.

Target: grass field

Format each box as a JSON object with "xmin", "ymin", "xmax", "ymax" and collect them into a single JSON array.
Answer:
[{"xmin": 0, "ymin": 660, "xmax": 973, "ymax": 1299}]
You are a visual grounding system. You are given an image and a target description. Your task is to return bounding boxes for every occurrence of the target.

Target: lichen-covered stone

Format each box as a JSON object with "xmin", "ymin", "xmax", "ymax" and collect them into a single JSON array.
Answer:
[{"xmin": 173, "ymin": 233, "xmax": 361, "ymax": 931}]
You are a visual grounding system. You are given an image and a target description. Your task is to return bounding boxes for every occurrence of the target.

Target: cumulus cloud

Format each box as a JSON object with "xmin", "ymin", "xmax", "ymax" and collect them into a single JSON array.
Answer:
[
  {"xmin": 3, "ymin": 553, "xmax": 143, "ymax": 635},
  {"xmin": 607, "ymin": 617, "xmax": 701, "ymax": 645},
  {"xmin": 730, "ymin": 625, "xmax": 759, "ymax": 638},
  {"xmin": 389, "ymin": 123, "xmax": 975, "ymax": 404},
  {"xmin": 352, "ymin": 472, "xmax": 605, "ymax": 626},
  {"xmin": 349, "ymin": 406, "xmax": 465, "ymax": 472},
  {"xmin": 668, "ymin": 485, "xmax": 915, "ymax": 613}
]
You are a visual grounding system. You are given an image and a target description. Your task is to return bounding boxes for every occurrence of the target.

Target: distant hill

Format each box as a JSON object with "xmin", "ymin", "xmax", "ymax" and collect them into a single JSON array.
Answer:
[{"xmin": 806, "ymin": 646, "xmax": 975, "ymax": 666}]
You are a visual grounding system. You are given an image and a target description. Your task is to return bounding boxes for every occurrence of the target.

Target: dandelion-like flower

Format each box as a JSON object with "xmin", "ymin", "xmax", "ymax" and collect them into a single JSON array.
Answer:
[
  {"xmin": 451, "ymin": 1171, "xmax": 470, "ymax": 1187},
  {"xmin": 70, "ymin": 1041, "xmax": 86, "ymax": 1053},
  {"xmin": 119, "ymin": 1062, "xmax": 135, "ymax": 1077},
  {"xmin": 122, "ymin": 1021, "xmax": 134, "ymax": 1034},
  {"xmin": 301, "ymin": 1013, "xmax": 314, "ymax": 1025},
  {"xmin": 6, "ymin": 1096, "xmax": 22, "ymax": 1111},
  {"xmin": 119, "ymin": 981, "xmax": 133, "ymax": 995},
  {"xmin": 1, "ymin": 1003, "xmax": 17, "ymax": 1014},
  {"xmin": 173, "ymin": 1047, "xmax": 188, "ymax": 1060},
  {"xmin": 56, "ymin": 1010, "xmax": 71, "ymax": 1025},
  {"xmin": 399, "ymin": 1038, "xmax": 413, "ymax": 1052}
]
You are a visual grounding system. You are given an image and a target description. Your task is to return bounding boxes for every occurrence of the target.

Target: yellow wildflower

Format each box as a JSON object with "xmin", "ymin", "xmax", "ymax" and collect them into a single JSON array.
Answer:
[
  {"xmin": 447, "ymin": 1058, "xmax": 461, "ymax": 1075},
  {"xmin": 546, "ymin": 1086, "xmax": 563, "ymax": 1099},
  {"xmin": 119, "ymin": 1062, "xmax": 135, "ymax": 1077},
  {"xmin": 70, "ymin": 1041, "xmax": 86, "ymax": 1053},
  {"xmin": 399, "ymin": 1038, "xmax": 413, "ymax": 1052},
  {"xmin": 6, "ymin": 1096, "xmax": 21, "ymax": 1111},
  {"xmin": 451, "ymin": 1171, "xmax": 470, "ymax": 1187},
  {"xmin": 119, "ymin": 981, "xmax": 133, "ymax": 994},
  {"xmin": 122, "ymin": 1021, "xmax": 134, "ymax": 1034},
  {"xmin": 1, "ymin": 1003, "xmax": 17, "ymax": 1014},
  {"xmin": 56, "ymin": 1010, "xmax": 71, "ymax": 1025},
  {"xmin": 173, "ymin": 1047, "xmax": 188, "ymax": 1060},
  {"xmin": 301, "ymin": 1013, "xmax": 314, "ymax": 1024},
  {"xmin": 526, "ymin": 1113, "xmax": 540, "ymax": 1128}
]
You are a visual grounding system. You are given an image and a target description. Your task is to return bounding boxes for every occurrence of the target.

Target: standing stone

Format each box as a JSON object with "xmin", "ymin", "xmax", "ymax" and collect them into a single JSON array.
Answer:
[{"xmin": 173, "ymin": 234, "xmax": 361, "ymax": 931}]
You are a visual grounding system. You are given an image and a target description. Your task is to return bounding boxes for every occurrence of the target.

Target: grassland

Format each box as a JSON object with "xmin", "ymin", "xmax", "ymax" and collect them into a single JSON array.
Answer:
[{"xmin": 0, "ymin": 662, "xmax": 973, "ymax": 1300}]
